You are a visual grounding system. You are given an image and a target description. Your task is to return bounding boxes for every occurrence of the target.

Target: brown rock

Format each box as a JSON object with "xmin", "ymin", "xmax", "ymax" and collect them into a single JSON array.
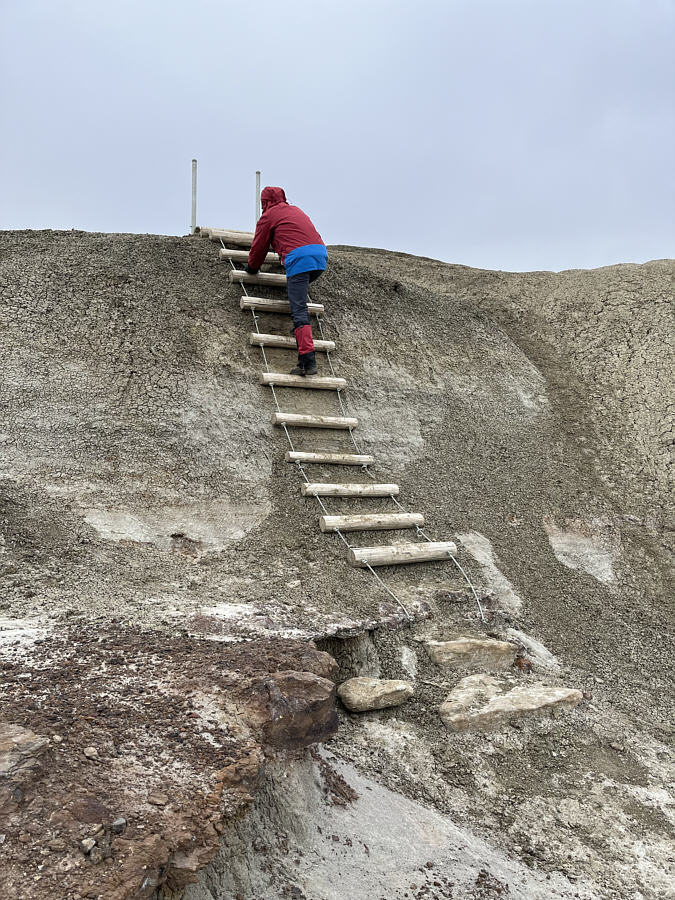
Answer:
[
  {"xmin": 47, "ymin": 837, "xmax": 67, "ymax": 851},
  {"xmin": 213, "ymin": 744, "xmax": 264, "ymax": 805},
  {"xmin": 148, "ymin": 792, "xmax": 169, "ymax": 807},
  {"xmin": 241, "ymin": 670, "xmax": 338, "ymax": 749}
]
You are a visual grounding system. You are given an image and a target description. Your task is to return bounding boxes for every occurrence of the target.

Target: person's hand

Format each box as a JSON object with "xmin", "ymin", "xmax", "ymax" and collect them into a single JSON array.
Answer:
[{"xmin": 245, "ymin": 264, "xmax": 259, "ymax": 275}]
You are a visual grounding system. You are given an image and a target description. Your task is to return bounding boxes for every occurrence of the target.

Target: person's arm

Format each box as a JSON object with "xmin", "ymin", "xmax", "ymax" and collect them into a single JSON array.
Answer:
[{"xmin": 247, "ymin": 212, "xmax": 273, "ymax": 272}]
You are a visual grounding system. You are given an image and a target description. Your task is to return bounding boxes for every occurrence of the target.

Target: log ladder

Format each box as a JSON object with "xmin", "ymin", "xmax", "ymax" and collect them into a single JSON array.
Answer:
[{"xmin": 198, "ymin": 226, "xmax": 483, "ymax": 620}]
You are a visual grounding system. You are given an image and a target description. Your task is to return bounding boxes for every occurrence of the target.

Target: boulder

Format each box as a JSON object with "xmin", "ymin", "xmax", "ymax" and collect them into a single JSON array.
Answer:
[
  {"xmin": 424, "ymin": 636, "xmax": 517, "ymax": 671},
  {"xmin": 241, "ymin": 670, "xmax": 338, "ymax": 749},
  {"xmin": 337, "ymin": 677, "xmax": 414, "ymax": 712},
  {"xmin": 439, "ymin": 674, "xmax": 582, "ymax": 731}
]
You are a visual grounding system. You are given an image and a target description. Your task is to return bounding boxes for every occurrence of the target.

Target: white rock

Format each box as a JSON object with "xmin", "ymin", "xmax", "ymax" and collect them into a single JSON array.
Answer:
[
  {"xmin": 505, "ymin": 628, "xmax": 561, "ymax": 674},
  {"xmin": 425, "ymin": 636, "xmax": 517, "ymax": 671},
  {"xmin": 79, "ymin": 838, "xmax": 96, "ymax": 855},
  {"xmin": 439, "ymin": 674, "xmax": 582, "ymax": 732},
  {"xmin": 400, "ymin": 646, "xmax": 418, "ymax": 679},
  {"xmin": 543, "ymin": 516, "xmax": 617, "ymax": 584},
  {"xmin": 337, "ymin": 677, "xmax": 414, "ymax": 712},
  {"xmin": 455, "ymin": 532, "xmax": 522, "ymax": 614}
]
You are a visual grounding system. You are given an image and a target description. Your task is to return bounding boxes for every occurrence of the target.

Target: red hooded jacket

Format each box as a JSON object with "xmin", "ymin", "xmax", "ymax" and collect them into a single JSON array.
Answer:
[{"xmin": 248, "ymin": 187, "xmax": 324, "ymax": 271}]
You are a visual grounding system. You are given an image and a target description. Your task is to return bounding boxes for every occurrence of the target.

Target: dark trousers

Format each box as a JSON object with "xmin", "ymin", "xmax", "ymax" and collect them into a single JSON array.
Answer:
[
  {"xmin": 287, "ymin": 270, "xmax": 323, "ymax": 357},
  {"xmin": 287, "ymin": 270, "xmax": 323, "ymax": 328}
]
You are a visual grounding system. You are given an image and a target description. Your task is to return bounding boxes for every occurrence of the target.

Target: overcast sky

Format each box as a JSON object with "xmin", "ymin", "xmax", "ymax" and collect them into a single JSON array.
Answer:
[{"xmin": 1, "ymin": 0, "xmax": 673, "ymax": 271}]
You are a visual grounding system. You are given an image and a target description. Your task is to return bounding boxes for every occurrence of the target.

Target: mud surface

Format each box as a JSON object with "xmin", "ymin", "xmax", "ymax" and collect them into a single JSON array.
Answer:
[{"xmin": 0, "ymin": 229, "xmax": 673, "ymax": 898}]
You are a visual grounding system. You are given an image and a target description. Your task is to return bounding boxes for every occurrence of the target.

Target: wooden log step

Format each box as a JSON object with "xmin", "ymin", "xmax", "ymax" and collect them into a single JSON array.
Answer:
[
  {"xmin": 250, "ymin": 333, "xmax": 335, "ymax": 352},
  {"xmin": 260, "ymin": 373, "xmax": 346, "ymax": 391},
  {"xmin": 302, "ymin": 483, "xmax": 398, "ymax": 497},
  {"xmin": 220, "ymin": 248, "xmax": 280, "ymax": 265},
  {"xmin": 241, "ymin": 297, "xmax": 324, "ymax": 316},
  {"xmin": 272, "ymin": 412, "xmax": 357, "ymax": 430},
  {"xmin": 286, "ymin": 451, "xmax": 374, "ymax": 465},
  {"xmin": 229, "ymin": 270, "xmax": 287, "ymax": 287},
  {"xmin": 319, "ymin": 513, "xmax": 423, "ymax": 533},
  {"xmin": 348, "ymin": 541, "xmax": 458, "ymax": 568},
  {"xmin": 200, "ymin": 226, "xmax": 253, "ymax": 237},
  {"xmin": 208, "ymin": 229, "xmax": 255, "ymax": 247}
]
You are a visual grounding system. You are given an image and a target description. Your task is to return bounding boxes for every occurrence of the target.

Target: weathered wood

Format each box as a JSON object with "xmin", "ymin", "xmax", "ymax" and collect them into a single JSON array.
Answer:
[
  {"xmin": 201, "ymin": 226, "xmax": 253, "ymax": 237},
  {"xmin": 240, "ymin": 296, "xmax": 324, "ymax": 316},
  {"xmin": 229, "ymin": 270, "xmax": 287, "ymax": 286},
  {"xmin": 285, "ymin": 451, "xmax": 374, "ymax": 465},
  {"xmin": 348, "ymin": 541, "xmax": 458, "ymax": 568},
  {"xmin": 319, "ymin": 513, "xmax": 423, "ymax": 533},
  {"xmin": 260, "ymin": 373, "xmax": 346, "ymax": 391},
  {"xmin": 302, "ymin": 483, "xmax": 399, "ymax": 497},
  {"xmin": 250, "ymin": 333, "xmax": 335, "ymax": 352},
  {"xmin": 219, "ymin": 248, "xmax": 280, "ymax": 265},
  {"xmin": 208, "ymin": 229, "xmax": 255, "ymax": 247},
  {"xmin": 272, "ymin": 412, "xmax": 357, "ymax": 430}
]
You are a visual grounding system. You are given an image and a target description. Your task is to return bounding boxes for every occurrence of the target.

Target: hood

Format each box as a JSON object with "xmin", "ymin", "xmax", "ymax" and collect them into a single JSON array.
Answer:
[{"xmin": 261, "ymin": 186, "xmax": 287, "ymax": 212}]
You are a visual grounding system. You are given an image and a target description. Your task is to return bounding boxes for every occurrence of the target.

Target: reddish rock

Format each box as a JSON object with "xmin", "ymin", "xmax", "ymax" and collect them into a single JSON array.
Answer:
[{"xmin": 241, "ymin": 670, "xmax": 339, "ymax": 749}]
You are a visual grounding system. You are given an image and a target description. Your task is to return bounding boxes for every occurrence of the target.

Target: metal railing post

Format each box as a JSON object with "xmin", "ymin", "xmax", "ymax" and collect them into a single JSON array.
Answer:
[
  {"xmin": 255, "ymin": 170, "xmax": 261, "ymax": 223},
  {"xmin": 190, "ymin": 159, "xmax": 197, "ymax": 234}
]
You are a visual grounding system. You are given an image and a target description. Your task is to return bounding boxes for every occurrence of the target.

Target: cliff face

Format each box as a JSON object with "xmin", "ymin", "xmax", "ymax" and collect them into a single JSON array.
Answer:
[{"xmin": 0, "ymin": 229, "xmax": 672, "ymax": 900}]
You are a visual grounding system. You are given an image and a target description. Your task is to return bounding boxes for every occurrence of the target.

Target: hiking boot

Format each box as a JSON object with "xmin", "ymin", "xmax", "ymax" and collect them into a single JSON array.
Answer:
[
  {"xmin": 290, "ymin": 363, "xmax": 306, "ymax": 376},
  {"xmin": 301, "ymin": 352, "xmax": 318, "ymax": 376}
]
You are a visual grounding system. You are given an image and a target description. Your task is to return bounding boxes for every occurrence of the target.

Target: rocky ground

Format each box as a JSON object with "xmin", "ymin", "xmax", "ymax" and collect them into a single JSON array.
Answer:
[{"xmin": 0, "ymin": 229, "xmax": 673, "ymax": 899}]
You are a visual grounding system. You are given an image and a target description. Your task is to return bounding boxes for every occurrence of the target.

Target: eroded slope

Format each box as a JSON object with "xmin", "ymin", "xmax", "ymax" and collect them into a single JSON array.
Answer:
[{"xmin": 0, "ymin": 229, "xmax": 673, "ymax": 899}]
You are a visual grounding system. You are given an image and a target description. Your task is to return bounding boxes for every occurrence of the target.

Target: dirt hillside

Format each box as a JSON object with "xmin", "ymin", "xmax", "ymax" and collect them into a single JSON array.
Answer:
[{"xmin": 0, "ymin": 229, "xmax": 672, "ymax": 900}]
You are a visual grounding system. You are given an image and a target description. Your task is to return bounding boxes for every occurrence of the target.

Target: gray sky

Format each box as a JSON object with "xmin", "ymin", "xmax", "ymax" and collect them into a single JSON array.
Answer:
[{"xmin": 1, "ymin": 0, "xmax": 673, "ymax": 271}]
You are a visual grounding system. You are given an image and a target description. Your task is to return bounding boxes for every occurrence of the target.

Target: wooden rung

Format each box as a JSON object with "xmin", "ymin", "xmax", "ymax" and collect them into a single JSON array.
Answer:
[
  {"xmin": 250, "ymin": 333, "xmax": 335, "ymax": 352},
  {"xmin": 286, "ymin": 451, "xmax": 374, "ymax": 466},
  {"xmin": 229, "ymin": 270, "xmax": 287, "ymax": 286},
  {"xmin": 200, "ymin": 226, "xmax": 253, "ymax": 236},
  {"xmin": 220, "ymin": 248, "xmax": 280, "ymax": 265},
  {"xmin": 348, "ymin": 541, "xmax": 457, "ymax": 567},
  {"xmin": 272, "ymin": 412, "xmax": 357, "ymax": 430},
  {"xmin": 208, "ymin": 229, "xmax": 255, "ymax": 247},
  {"xmin": 260, "ymin": 373, "xmax": 346, "ymax": 391},
  {"xmin": 302, "ymin": 483, "xmax": 398, "ymax": 497},
  {"xmin": 319, "ymin": 513, "xmax": 423, "ymax": 533},
  {"xmin": 241, "ymin": 297, "xmax": 324, "ymax": 316}
]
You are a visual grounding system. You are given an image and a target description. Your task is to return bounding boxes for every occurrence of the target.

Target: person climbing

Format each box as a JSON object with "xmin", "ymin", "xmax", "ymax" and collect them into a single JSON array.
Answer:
[{"xmin": 246, "ymin": 186, "xmax": 327, "ymax": 376}]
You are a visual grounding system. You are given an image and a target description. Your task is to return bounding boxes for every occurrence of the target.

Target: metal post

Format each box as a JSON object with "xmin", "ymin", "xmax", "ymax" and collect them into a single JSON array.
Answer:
[
  {"xmin": 190, "ymin": 159, "xmax": 197, "ymax": 234},
  {"xmin": 255, "ymin": 170, "xmax": 261, "ymax": 223}
]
